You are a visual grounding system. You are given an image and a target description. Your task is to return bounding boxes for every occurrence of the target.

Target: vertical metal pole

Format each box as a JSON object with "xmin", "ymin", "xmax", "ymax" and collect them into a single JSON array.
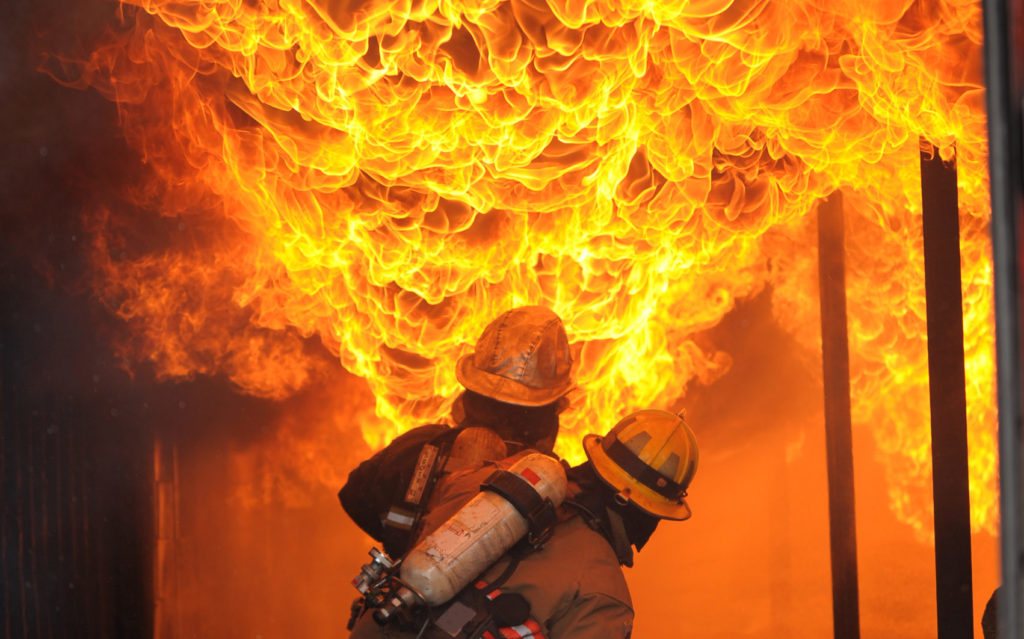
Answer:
[
  {"xmin": 920, "ymin": 139, "xmax": 975, "ymax": 639},
  {"xmin": 817, "ymin": 190, "xmax": 861, "ymax": 639},
  {"xmin": 154, "ymin": 437, "xmax": 180, "ymax": 639},
  {"xmin": 0, "ymin": 346, "xmax": 9, "ymax": 639},
  {"xmin": 982, "ymin": 0, "xmax": 1024, "ymax": 635}
]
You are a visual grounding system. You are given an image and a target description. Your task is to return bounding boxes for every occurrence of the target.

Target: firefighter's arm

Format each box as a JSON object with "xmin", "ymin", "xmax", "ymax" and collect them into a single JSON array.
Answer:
[{"xmin": 545, "ymin": 592, "xmax": 634, "ymax": 639}]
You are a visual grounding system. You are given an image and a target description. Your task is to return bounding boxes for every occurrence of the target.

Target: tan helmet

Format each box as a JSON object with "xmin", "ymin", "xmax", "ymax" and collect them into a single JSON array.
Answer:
[
  {"xmin": 455, "ymin": 306, "xmax": 574, "ymax": 407},
  {"xmin": 583, "ymin": 409, "xmax": 699, "ymax": 520}
]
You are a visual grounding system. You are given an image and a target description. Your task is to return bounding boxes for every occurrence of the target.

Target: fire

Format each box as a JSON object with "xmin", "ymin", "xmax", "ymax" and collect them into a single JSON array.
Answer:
[{"xmin": 48, "ymin": 0, "xmax": 993, "ymax": 535}]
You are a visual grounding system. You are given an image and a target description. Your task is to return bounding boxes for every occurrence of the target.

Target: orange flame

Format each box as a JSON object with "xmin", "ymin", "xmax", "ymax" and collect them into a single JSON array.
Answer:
[{"xmin": 51, "ymin": 0, "xmax": 994, "ymax": 536}]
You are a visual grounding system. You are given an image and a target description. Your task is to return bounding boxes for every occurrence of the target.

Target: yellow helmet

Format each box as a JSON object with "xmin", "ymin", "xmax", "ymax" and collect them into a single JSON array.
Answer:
[
  {"xmin": 455, "ymin": 306, "xmax": 574, "ymax": 407},
  {"xmin": 583, "ymin": 409, "xmax": 699, "ymax": 520}
]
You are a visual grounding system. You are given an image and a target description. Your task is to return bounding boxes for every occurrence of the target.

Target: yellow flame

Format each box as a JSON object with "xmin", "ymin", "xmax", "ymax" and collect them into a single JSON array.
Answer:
[{"xmin": 53, "ymin": 0, "xmax": 994, "ymax": 536}]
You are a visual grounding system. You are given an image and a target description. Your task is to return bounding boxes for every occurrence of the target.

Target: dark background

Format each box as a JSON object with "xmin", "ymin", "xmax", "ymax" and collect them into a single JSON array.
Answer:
[{"xmin": 0, "ymin": 1, "xmax": 273, "ymax": 636}]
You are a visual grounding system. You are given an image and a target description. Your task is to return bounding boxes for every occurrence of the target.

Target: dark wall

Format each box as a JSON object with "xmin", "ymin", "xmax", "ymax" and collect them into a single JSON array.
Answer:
[{"xmin": 1, "ymin": 1, "xmax": 155, "ymax": 636}]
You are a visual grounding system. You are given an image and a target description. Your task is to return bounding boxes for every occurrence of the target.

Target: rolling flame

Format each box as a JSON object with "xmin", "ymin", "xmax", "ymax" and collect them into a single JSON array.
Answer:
[{"xmin": 50, "ymin": 0, "xmax": 994, "ymax": 535}]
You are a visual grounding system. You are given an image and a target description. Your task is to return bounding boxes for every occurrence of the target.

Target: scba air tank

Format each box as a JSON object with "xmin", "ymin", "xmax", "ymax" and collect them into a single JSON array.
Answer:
[{"xmin": 399, "ymin": 452, "xmax": 567, "ymax": 606}]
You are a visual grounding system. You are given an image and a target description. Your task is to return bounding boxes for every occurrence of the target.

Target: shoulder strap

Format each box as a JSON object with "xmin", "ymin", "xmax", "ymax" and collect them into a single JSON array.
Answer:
[
  {"xmin": 381, "ymin": 433, "xmax": 455, "ymax": 555},
  {"xmin": 380, "ymin": 438, "xmax": 452, "ymax": 552},
  {"xmin": 602, "ymin": 505, "xmax": 635, "ymax": 568},
  {"xmin": 564, "ymin": 492, "xmax": 634, "ymax": 567},
  {"xmin": 339, "ymin": 423, "xmax": 452, "ymax": 544},
  {"xmin": 479, "ymin": 470, "xmax": 557, "ymax": 548}
]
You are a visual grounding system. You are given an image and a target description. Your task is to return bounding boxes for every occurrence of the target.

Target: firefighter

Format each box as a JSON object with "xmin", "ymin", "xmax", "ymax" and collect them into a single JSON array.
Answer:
[
  {"xmin": 347, "ymin": 409, "xmax": 699, "ymax": 639},
  {"xmin": 339, "ymin": 305, "xmax": 576, "ymax": 558}
]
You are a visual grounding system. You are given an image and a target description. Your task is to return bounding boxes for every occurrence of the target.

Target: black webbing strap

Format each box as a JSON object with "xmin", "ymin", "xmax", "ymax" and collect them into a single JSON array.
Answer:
[
  {"xmin": 431, "ymin": 559, "xmax": 523, "ymax": 639},
  {"xmin": 602, "ymin": 438, "xmax": 686, "ymax": 501},
  {"xmin": 382, "ymin": 442, "xmax": 448, "ymax": 555},
  {"xmin": 480, "ymin": 555, "xmax": 522, "ymax": 593},
  {"xmin": 480, "ymin": 470, "xmax": 557, "ymax": 547}
]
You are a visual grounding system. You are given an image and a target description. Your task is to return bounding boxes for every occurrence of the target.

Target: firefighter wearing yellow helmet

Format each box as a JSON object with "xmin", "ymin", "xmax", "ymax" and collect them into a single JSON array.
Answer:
[{"xmin": 583, "ymin": 409, "xmax": 699, "ymax": 521}]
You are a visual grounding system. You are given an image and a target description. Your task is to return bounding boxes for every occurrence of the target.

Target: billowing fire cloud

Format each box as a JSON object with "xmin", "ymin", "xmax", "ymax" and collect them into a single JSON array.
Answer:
[{"xmin": 48, "ymin": 0, "xmax": 993, "ymax": 535}]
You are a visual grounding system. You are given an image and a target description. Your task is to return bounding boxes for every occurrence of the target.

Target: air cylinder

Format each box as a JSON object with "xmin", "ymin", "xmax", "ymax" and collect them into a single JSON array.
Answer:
[{"xmin": 399, "ymin": 452, "xmax": 567, "ymax": 606}]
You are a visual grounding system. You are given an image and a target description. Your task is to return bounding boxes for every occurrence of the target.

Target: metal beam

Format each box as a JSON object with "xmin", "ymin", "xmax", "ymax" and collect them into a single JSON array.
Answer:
[
  {"xmin": 817, "ymin": 190, "xmax": 861, "ymax": 639},
  {"xmin": 981, "ymin": 0, "xmax": 1024, "ymax": 635},
  {"xmin": 919, "ymin": 139, "xmax": 974, "ymax": 639}
]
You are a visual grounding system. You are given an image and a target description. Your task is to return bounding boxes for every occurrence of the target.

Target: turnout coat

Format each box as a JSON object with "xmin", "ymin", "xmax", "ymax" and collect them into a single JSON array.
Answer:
[{"xmin": 347, "ymin": 454, "xmax": 634, "ymax": 639}]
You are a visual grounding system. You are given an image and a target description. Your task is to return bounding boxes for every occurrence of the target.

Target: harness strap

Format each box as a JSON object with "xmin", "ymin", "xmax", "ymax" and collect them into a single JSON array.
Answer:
[
  {"xmin": 483, "ymin": 555, "xmax": 522, "ymax": 592},
  {"xmin": 382, "ymin": 442, "xmax": 449, "ymax": 554},
  {"xmin": 603, "ymin": 506, "xmax": 635, "ymax": 568},
  {"xmin": 480, "ymin": 470, "xmax": 557, "ymax": 547},
  {"xmin": 475, "ymin": 582, "xmax": 547, "ymax": 639}
]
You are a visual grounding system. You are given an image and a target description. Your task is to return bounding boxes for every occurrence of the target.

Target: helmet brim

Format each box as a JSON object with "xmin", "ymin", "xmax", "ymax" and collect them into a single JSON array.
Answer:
[
  {"xmin": 583, "ymin": 434, "xmax": 692, "ymax": 521},
  {"xmin": 456, "ymin": 353, "xmax": 574, "ymax": 407}
]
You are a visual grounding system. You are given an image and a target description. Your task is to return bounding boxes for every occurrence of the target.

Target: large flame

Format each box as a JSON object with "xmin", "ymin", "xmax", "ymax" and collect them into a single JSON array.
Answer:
[{"xmin": 49, "ymin": 0, "xmax": 993, "ymax": 535}]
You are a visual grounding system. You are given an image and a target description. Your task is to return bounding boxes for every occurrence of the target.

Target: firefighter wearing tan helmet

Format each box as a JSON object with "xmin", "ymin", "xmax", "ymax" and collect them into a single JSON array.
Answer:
[
  {"xmin": 339, "ymin": 306, "xmax": 577, "ymax": 558},
  {"xmin": 455, "ymin": 305, "xmax": 575, "ymax": 409},
  {"xmin": 345, "ymin": 408, "xmax": 699, "ymax": 639}
]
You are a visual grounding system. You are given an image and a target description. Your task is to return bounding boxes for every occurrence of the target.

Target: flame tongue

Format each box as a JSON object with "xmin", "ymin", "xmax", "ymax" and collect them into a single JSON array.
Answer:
[{"xmin": 63, "ymin": 0, "xmax": 993, "ymax": 535}]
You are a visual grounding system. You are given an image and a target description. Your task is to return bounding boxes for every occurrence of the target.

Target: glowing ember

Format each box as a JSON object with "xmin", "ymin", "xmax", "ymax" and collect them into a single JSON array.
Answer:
[{"xmin": 49, "ymin": 0, "xmax": 994, "ymax": 536}]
